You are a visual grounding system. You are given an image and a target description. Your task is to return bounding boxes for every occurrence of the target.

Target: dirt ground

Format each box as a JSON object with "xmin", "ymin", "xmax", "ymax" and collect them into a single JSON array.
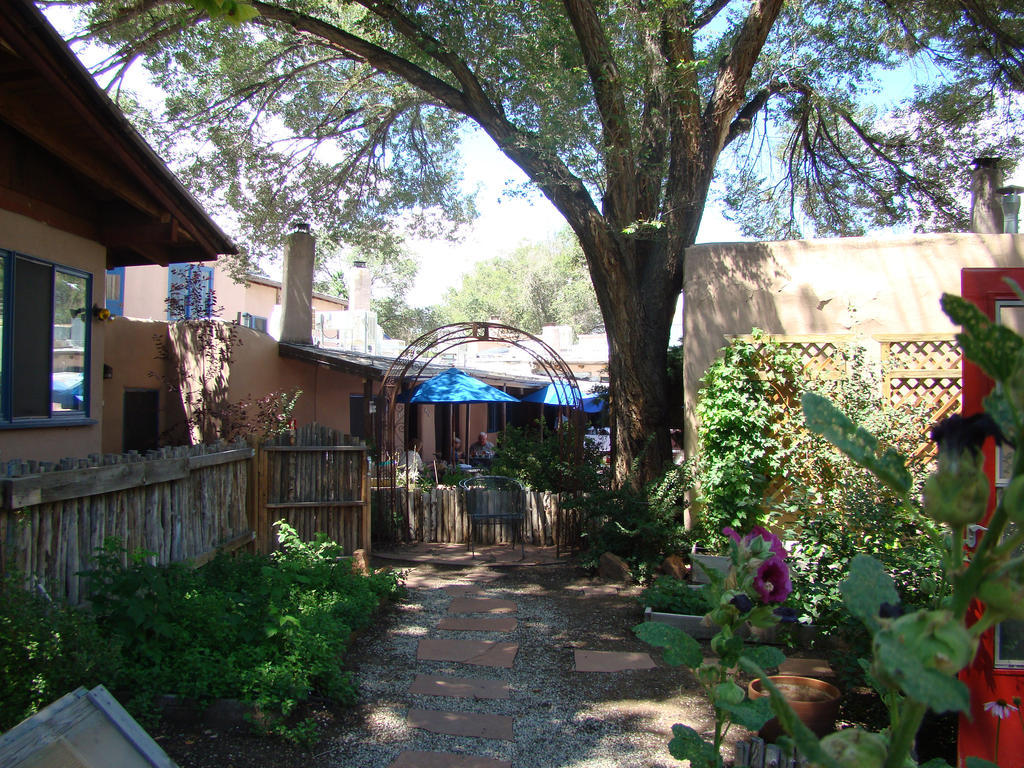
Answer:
[{"xmin": 150, "ymin": 557, "xmax": 956, "ymax": 767}]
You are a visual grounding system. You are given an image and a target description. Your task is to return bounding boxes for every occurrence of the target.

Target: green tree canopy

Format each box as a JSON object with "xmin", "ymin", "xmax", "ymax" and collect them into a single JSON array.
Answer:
[
  {"xmin": 441, "ymin": 230, "xmax": 602, "ymax": 335},
  {"xmin": 59, "ymin": 0, "xmax": 1024, "ymax": 487}
]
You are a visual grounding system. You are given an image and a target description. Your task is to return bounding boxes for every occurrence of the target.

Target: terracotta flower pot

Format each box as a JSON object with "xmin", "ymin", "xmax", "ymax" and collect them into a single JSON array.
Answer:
[{"xmin": 746, "ymin": 674, "xmax": 841, "ymax": 742}]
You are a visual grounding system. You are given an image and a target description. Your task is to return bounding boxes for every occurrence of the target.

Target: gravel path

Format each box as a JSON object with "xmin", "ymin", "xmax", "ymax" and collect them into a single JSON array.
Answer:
[{"xmin": 314, "ymin": 561, "xmax": 721, "ymax": 768}]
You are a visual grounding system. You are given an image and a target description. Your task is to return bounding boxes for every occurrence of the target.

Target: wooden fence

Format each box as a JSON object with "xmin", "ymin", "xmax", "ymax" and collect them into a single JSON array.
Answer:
[
  {"xmin": 251, "ymin": 424, "xmax": 369, "ymax": 555},
  {"xmin": 0, "ymin": 441, "xmax": 253, "ymax": 604},
  {"xmin": 371, "ymin": 486, "xmax": 579, "ymax": 550}
]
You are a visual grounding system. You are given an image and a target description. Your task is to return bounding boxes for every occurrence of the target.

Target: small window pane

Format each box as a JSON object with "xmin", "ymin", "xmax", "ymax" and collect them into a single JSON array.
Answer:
[{"xmin": 52, "ymin": 269, "xmax": 87, "ymax": 414}]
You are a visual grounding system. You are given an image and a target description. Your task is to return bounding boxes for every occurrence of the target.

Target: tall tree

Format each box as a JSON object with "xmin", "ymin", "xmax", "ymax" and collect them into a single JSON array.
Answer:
[
  {"xmin": 442, "ymin": 230, "xmax": 603, "ymax": 335},
  {"xmin": 62, "ymin": 0, "xmax": 1024, "ymax": 487}
]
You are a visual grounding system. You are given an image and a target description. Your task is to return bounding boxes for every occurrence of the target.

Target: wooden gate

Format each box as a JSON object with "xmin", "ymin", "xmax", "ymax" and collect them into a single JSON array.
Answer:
[{"xmin": 251, "ymin": 423, "xmax": 369, "ymax": 554}]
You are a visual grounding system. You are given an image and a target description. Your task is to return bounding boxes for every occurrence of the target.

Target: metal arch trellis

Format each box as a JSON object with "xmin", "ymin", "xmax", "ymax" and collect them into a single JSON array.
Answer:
[{"xmin": 376, "ymin": 322, "xmax": 586, "ymax": 542}]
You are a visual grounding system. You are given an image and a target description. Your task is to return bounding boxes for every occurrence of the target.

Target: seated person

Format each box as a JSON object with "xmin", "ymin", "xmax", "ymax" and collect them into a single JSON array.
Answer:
[
  {"xmin": 398, "ymin": 438, "xmax": 425, "ymax": 481},
  {"xmin": 451, "ymin": 436, "xmax": 465, "ymax": 465},
  {"xmin": 468, "ymin": 431, "xmax": 496, "ymax": 467}
]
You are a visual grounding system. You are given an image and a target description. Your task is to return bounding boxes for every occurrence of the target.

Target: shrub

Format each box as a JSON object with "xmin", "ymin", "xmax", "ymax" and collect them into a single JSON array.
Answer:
[
  {"xmin": 691, "ymin": 333, "xmax": 803, "ymax": 543},
  {"xmin": 573, "ymin": 462, "xmax": 693, "ymax": 580},
  {"xmin": 490, "ymin": 421, "xmax": 606, "ymax": 493},
  {"xmin": 0, "ymin": 575, "xmax": 118, "ymax": 731},
  {"xmin": 0, "ymin": 522, "xmax": 401, "ymax": 741}
]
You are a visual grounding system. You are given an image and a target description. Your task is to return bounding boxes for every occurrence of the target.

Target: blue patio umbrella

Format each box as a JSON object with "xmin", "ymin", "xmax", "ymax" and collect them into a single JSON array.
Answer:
[
  {"xmin": 521, "ymin": 381, "xmax": 604, "ymax": 413},
  {"xmin": 405, "ymin": 368, "xmax": 520, "ymax": 404}
]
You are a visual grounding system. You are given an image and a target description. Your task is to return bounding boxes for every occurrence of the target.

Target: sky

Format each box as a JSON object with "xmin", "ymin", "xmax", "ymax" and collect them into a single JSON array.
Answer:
[{"xmin": 403, "ymin": 129, "xmax": 746, "ymax": 307}]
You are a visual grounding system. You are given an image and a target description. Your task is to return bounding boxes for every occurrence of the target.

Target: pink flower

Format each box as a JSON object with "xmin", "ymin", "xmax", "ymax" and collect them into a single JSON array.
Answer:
[
  {"xmin": 985, "ymin": 699, "xmax": 1019, "ymax": 720},
  {"xmin": 754, "ymin": 555, "xmax": 792, "ymax": 603}
]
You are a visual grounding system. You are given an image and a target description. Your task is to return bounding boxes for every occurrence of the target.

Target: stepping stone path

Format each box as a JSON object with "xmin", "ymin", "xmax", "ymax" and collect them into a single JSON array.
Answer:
[
  {"xmin": 390, "ymin": 585, "xmax": 522, "ymax": 767},
  {"xmin": 389, "ymin": 575, "xmax": 659, "ymax": 767}
]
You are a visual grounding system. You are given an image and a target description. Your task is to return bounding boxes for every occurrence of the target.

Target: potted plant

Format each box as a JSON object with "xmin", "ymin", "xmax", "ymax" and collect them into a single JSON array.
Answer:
[{"xmin": 746, "ymin": 674, "xmax": 841, "ymax": 741}]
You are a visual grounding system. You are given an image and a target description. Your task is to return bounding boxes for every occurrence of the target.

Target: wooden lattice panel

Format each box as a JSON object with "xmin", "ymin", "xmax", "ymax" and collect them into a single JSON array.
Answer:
[
  {"xmin": 886, "ymin": 376, "xmax": 962, "ymax": 416},
  {"xmin": 878, "ymin": 335, "xmax": 961, "ymax": 371}
]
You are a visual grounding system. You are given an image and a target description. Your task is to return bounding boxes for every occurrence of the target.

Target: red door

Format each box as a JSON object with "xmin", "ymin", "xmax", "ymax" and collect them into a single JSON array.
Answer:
[{"xmin": 958, "ymin": 268, "xmax": 1024, "ymax": 767}]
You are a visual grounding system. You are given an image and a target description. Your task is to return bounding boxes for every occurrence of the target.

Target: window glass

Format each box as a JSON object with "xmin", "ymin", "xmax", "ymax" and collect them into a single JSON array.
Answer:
[
  {"xmin": 0, "ymin": 256, "xmax": 4, "ymax": 412},
  {"xmin": 52, "ymin": 269, "xmax": 88, "ymax": 414},
  {"xmin": 12, "ymin": 258, "xmax": 52, "ymax": 418}
]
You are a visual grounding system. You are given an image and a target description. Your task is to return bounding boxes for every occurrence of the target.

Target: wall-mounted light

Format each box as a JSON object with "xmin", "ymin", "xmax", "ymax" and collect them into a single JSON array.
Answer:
[{"xmin": 92, "ymin": 305, "xmax": 112, "ymax": 322}]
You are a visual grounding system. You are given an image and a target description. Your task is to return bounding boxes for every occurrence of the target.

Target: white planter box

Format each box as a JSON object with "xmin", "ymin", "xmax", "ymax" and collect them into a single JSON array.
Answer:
[
  {"xmin": 643, "ymin": 606, "xmax": 718, "ymax": 639},
  {"xmin": 690, "ymin": 554, "xmax": 730, "ymax": 584}
]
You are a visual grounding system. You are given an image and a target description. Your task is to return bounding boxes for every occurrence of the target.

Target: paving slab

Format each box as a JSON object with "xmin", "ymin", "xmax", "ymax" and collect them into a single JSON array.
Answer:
[
  {"xmin": 417, "ymin": 638, "xmax": 519, "ymax": 668},
  {"xmin": 442, "ymin": 584, "xmax": 485, "ymax": 596},
  {"xmin": 448, "ymin": 597, "xmax": 517, "ymax": 614},
  {"xmin": 438, "ymin": 616, "xmax": 518, "ymax": 632},
  {"xmin": 389, "ymin": 751, "xmax": 511, "ymax": 768},
  {"xmin": 407, "ymin": 708, "xmax": 515, "ymax": 741},
  {"xmin": 409, "ymin": 673, "xmax": 510, "ymax": 700},
  {"xmin": 574, "ymin": 650, "xmax": 657, "ymax": 672},
  {"xmin": 778, "ymin": 657, "xmax": 835, "ymax": 678},
  {"xmin": 574, "ymin": 585, "xmax": 621, "ymax": 597}
]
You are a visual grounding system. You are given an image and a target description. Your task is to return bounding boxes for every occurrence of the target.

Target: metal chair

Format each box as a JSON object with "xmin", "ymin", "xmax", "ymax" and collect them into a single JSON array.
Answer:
[{"xmin": 459, "ymin": 475, "xmax": 526, "ymax": 559}]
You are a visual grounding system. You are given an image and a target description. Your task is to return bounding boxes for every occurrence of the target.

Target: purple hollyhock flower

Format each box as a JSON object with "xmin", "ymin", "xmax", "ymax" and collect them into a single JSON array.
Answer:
[
  {"xmin": 754, "ymin": 555, "xmax": 792, "ymax": 603},
  {"xmin": 723, "ymin": 526, "xmax": 741, "ymax": 544},
  {"xmin": 746, "ymin": 526, "xmax": 787, "ymax": 560}
]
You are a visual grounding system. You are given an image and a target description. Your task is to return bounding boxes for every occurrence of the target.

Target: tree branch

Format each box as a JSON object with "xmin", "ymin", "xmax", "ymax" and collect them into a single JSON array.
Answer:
[
  {"xmin": 703, "ymin": 0, "xmax": 785, "ymax": 158},
  {"xmin": 693, "ymin": 0, "xmax": 733, "ymax": 30},
  {"xmin": 562, "ymin": 0, "xmax": 637, "ymax": 223},
  {"xmin": 722, "ymin": 78, "xmax": 810, "ymax": 148},
  {"xmin": 251, "ymin": 1, "xmax": 473, "ymax": 115}
]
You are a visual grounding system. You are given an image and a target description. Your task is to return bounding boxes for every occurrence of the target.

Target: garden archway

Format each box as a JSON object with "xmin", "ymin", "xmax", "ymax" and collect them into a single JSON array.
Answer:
[{"xmin": 377, "ymin": 322, "xmax": 589, "ymax": 540}]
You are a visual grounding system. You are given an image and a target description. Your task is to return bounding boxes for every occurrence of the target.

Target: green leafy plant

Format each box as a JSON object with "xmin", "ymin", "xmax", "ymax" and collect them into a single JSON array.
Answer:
[
  {"xmin": 692, "ymin": 333, "xmax": 804, "ymax": 544},
  {"xmin": 66, "ymin": 522, "xmax": 401, "ymax": 743},
  {"xmin": 0, "ymin": 575, "xmax": 120, "ymax": 731},
  {"xmin": 490, "ymin": 420, "xmax": 606, "ymax": 493},
  {"xmin": 572, "ymin": 462, "xmax": 692, "ymax": 580},
  {"xmin": 642, "ymin": 576, "xmax": 712, "ymax": 615},
  {"xmin": 636, "ymin": 527, "xmax": 792, "ymax": 767}
]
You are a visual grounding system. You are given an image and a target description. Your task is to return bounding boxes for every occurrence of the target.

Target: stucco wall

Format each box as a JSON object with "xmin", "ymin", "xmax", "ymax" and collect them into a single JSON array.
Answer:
[
  {"xmin": 0, "ymin": 210, "xmax": 106, "ymax": 461},
  {"xmin": 102, "ymin": 318, "xmax": 370, "ymax": 448},
  {"xmin": 682, "ymin": 232, "xmax": 1024, "ymax": 456}
]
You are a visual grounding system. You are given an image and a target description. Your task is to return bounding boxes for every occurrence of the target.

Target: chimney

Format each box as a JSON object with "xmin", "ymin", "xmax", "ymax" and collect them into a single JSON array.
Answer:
[
  {"xmin": 1000, "ymin": 187, "xmax": 1023, "ymax": 234},
  {"xmin": 349, "ymin": 260, "xmax": 371, "ymax": 311},
  {"xmin": 280, "ymin": 221, "xmax": 315, "ymax": 344},
  {"xmin": 971, "ymin": 158, "xmax": 1003, "ymax": 234}
]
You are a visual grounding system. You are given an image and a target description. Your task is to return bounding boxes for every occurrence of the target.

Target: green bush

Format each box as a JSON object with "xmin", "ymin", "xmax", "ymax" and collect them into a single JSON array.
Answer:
[
  {"xmin": 641, "ymin": 576, "xmax": 712, "ymax": 615},
  {"xmin": 1, "ymin": 522, "xmax": 401, "ymax": 742},
  {"xmin": 691, "ymin": 332, "xmax": 804, "ymax": 545},
  {"xmin": 490, "ymin": 421, "xmax": 606, "ymax": 493},
  {"xmin": 0, "ymin": 575, "xmax": 119, "ymax": 731},
  {"xmin": 573, "ymin": 462, "xmax": 692, "ymax": 580}
]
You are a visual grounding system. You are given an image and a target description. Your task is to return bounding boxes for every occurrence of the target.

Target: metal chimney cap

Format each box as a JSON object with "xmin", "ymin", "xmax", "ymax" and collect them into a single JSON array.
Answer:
[
  {"xmin": 998, "ymin": 185, "xmax": 1024, "ymax": 195},
  {"xmin": 973, "ymin": 157, "xmax": 1002, "ymax": 168},
  {"xmin": 353, "ymin": 260, "xmax": 368, "ymax": 268},
  {"xmin": 291, "ymin": 220, "xmax": 310, "ymax": 233}
]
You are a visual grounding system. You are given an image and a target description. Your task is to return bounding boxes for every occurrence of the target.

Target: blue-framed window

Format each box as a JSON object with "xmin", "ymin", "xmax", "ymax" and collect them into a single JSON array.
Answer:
[
  {"xmin": 105, "ymin": 267, "xmax": 125, "ymax": 316},
  {"xmin": 167, "ymin": 263, "xmax": 214, "ymax": 321},
  {"xmin": 0, "ymin": 249, "xmax": 92, "ymax": 424}
]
